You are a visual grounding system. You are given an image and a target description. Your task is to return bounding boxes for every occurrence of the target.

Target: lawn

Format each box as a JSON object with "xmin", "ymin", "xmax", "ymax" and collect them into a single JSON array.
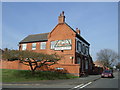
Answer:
[{"xmin": 2, "ymin": 69, "xmax": 79, "ymax": 82}]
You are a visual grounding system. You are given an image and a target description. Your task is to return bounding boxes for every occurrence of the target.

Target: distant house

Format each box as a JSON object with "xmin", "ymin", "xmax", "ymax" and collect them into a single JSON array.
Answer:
[
  {"xmin": 94, "ymin": 60, "xmax": 104, "ymax": 68},
  {"xmin": 0, "ymin": 48, "xmax": 3, "ymax": 52},
  {"xmin": 19, "ymin": 11, "xmax": 94, "ymax": 76},
  {"xmin": 93, "ymin": 60, "xmax": 104, "ymax": 74},
  {"xmin": 0, "ymin": 48, "xmax": 3, "ymax": 54}
]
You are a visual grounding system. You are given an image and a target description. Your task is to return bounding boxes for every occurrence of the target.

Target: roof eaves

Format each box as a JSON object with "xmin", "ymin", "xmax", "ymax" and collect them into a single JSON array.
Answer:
[
  {"xmin": 76, "ymin": 34, "xmax": 90, "ymax": 46},
  {"xmin": 65, "ymin": 23, "xmax": 90, "ymax": 45},
  {"xmin": 19, "ymin": 39, "xmax": 48, "ymax": 44}
]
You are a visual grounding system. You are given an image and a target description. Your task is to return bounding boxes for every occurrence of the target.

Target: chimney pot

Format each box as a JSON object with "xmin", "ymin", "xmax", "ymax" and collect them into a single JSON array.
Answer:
[
  {"xmin": 58, "ymin": 11, "xmax": 65, "ymax": 24},
  {"xmin": 76, "ymin": 28, "xmax": 81, "ymax": 35},
  {"xmin": 62, "ymin": 11, "xmax": 64, "ymax": 16}
]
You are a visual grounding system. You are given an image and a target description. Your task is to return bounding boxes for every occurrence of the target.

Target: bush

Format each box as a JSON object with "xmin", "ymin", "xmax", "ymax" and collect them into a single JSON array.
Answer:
[{"xmin": 2, "ymin": 69, "xmax": 78, "ymax": 82}]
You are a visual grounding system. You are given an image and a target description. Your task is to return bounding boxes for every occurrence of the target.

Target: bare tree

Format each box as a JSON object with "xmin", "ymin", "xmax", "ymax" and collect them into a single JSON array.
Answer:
[
  {"xmin": 19, "ymin": 53, "xmax": 61, "ymax": 74},
  {"xmin": 116, "ymin": 62, "xmax": 120, "ymax": 69},
  {"xmin": 96, "ymin": 49, "xmax": 118, "ymax": 68}
]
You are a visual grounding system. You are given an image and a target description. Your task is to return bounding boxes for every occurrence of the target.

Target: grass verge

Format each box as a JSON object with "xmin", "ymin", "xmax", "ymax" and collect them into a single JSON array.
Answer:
[{"xmin": 2, "ymin": 69, "xmax": 79, "ymax": 82}]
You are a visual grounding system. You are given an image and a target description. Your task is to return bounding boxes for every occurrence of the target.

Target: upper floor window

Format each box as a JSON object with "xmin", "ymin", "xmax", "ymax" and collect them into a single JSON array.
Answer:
[
  {"xmin": 84, "ymin": 45, "xmax": 86, "ymax": 54},
  {"xmin": 22, "ymin": 44, "xmax": 27, "ymax": 50},
  {"xmin": 83, "ymin": 44, "xmax": 86, "ymax": 54},
  {"xmin": 76, "ymin": 37, "xmax": 89, "ymax": 55},
  {"xmin": 81, "ymin": 44, "xmax": 84, "ymax": 53},
  {"xmin": 50, "ymin": 41, "xmax": 56, "ymax": 49},
  {"xmin": 40, "ymin": 42, "xmax": 46, "ymax": 49},
  {"xmin": 79, "ymin": 42, "xmax": 82, "ymax": 52},
  {"xmin": 77, "ymin": 41, "xmax": 82, "ymax": 52},
  {"xmin": 32, "ymin": 43, "xmax": 36, "ymax": 50},
  {"xmin": 86, "ymin": 46, "xmax": 89, "ymax": 55}
]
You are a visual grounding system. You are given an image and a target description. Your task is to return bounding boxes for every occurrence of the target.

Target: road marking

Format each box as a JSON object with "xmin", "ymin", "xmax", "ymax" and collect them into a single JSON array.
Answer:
[
  {"xmin": 79, "ymin": 82, "xmax": 92, "ymax": 89},
  {"xmin": 73, "ymin": 84, "xmax": 84, "ymax": 88},
  {"xmin": 68, "ymin": 84, "xmax": 84, "ymax": 90},
  {"xmin": 69, "ymin": 82, "xmax": 92, "ymax": 90}
]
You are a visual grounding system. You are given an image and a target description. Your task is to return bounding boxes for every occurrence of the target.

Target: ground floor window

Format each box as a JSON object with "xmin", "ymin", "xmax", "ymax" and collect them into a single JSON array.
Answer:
[
  {"xmin": 22, "ymin": 44, "xmax": 27, "ymax": 50},
  {"xmin": 85, "ymin": 60, "xmax": 88, "ymax": 70},
  {"xmin": 81, "ymin": 59, "xmax": 84, "ymax": 72},
  {"xmin": 76, "ymin": 57, "xmax": 81, "ymax": 64}
]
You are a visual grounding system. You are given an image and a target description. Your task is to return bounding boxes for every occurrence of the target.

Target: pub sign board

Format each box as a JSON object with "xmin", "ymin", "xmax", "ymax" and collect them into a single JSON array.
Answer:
[{"xmin": 53, "ymin": 39, "xmax": 72, "ymax": 50}]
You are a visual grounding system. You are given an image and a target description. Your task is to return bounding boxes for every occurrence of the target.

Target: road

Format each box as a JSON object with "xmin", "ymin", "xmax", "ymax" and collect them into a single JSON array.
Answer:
[
  {"xmin": 85, "ymin": 72, "xmax": 120, "ymax": 90},
  {"xmin": 2, "ymin": 71, "xmax": 119, "ymax": 90},
  {"xmin": 71, "ymin": 71, "xmax": 119, "ymax": 90},
  {"xmin": 85, "ymin": 71, "xmax": 119, "ymax": 88}
]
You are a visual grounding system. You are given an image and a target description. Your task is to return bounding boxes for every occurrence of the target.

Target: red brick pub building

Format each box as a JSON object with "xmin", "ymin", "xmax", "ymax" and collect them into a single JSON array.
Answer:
[{"xmin": 19, "ymin": 11, "xmax": 94, "ymax": 76}]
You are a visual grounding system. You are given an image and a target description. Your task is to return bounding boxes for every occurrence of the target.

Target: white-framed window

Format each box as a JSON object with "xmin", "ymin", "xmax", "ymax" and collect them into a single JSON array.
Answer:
[
  {"xmin": 40, "ymin": 42, "xmax": 46, "ymax": 49},
  {"xmin": 22, "ymin": 44, "xmax": 27, "ymax": 50},
  {"xmin": 50, "ymin": 41, "xmax": 56, "ymax": 49},
  {"xmin": 32, "ymin": 43, "xmax": 36, "ymax": 50}
]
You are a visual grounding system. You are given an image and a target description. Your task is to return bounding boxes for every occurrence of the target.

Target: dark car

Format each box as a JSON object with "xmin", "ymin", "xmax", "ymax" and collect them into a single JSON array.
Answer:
[{"xmin": 101, "ymin": 70, "xmax": 114, "ymax": 78}]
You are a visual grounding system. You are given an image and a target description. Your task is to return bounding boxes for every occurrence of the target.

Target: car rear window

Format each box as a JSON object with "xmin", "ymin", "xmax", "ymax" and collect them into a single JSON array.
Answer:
[{"xmin": 103, "ymin": 70, "xmax": 112, "ymax": 73}]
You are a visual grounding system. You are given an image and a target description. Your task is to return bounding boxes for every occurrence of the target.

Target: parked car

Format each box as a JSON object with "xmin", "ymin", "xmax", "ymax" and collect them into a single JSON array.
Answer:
[{"xmin": 101, "ymin": 70, "xmax": 114, "ymax": 78}]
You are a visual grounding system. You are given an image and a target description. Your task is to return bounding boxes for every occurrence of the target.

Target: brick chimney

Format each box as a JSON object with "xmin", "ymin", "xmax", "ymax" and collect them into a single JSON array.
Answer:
[
  {"xmin": 58, "ymin": 11, "xmax": 65, "ymax": 24},
  {"xmin": 76, "ymin": 28, "xmax": 81, "ymax": 35}
]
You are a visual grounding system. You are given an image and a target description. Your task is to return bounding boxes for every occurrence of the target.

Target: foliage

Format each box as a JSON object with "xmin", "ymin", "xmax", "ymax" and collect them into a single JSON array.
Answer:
[
  {"xmin": 116, "ymin": 62, "xmax": 120, "ymax": 69},
  {"xmin": 0, "ymin": 48, "xmax": 3, "ymax": 59},
  {"xmin": 2, "ymin": 49, "xmax": 61, "ymax": 73},
  {"xmin": 96, "ymin": 49, "xmax": 118, "ymax": 68},
  {"xmin": 2, "ymin": 69, "xmax": 78, "ymax": 82},
  {"xmin": 2, "ymin": 49, "xmax": 20, "ymax": 61}
]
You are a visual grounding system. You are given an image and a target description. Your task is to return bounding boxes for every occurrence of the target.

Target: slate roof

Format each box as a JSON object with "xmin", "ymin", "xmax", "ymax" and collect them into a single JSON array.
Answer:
[
  {"xmin": 65, "ymin": 23, "xmax": 90, "ymax": 45},
  {"xmin": 19, "ymin": 33, "xmax": 49, "ymax": 44}
]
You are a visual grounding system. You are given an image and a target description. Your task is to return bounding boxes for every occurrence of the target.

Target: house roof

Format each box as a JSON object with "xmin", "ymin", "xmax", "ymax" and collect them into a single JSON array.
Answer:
[
  {"xmin": 19, "ymin": 23, "xmax": 90, "ymax": 45},
  {"xmin": 94, "ymin": 60, "xmax": 104, "ymax": 67},
  {"xmin": 19, "ymin": 33, "xmax": 49, "ymax": 44},
  {"xmin": 65, "ymin": 23, "xmax": 90, "ymax": 45}
]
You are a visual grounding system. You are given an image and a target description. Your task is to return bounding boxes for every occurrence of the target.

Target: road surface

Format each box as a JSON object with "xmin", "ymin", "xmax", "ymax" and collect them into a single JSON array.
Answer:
[
  {"xmin": 71, "ymin": 71, "xmax": 119, "ymax": 90},
  {"xmin": 85, "ymin": 71, "xmax": 119, "ymax": 88}
]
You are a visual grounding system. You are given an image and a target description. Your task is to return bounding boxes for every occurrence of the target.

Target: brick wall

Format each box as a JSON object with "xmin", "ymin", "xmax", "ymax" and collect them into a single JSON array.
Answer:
[
  {"xmin": 49, "ymin": 64, "xmax": 80, "ymax": 76},
  {"xmin": 0, "ymin": 60, "xmax": 30, "ymax": 70},
  {"xmin": 0, "ymin": 60, "xmax": 80, "ymax": 76}
]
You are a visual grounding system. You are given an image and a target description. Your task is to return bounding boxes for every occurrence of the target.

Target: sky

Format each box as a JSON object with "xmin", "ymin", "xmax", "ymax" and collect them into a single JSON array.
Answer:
[{"xmin": 2, "ymin": 2, "xmax": 118, "ymax": 61}]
